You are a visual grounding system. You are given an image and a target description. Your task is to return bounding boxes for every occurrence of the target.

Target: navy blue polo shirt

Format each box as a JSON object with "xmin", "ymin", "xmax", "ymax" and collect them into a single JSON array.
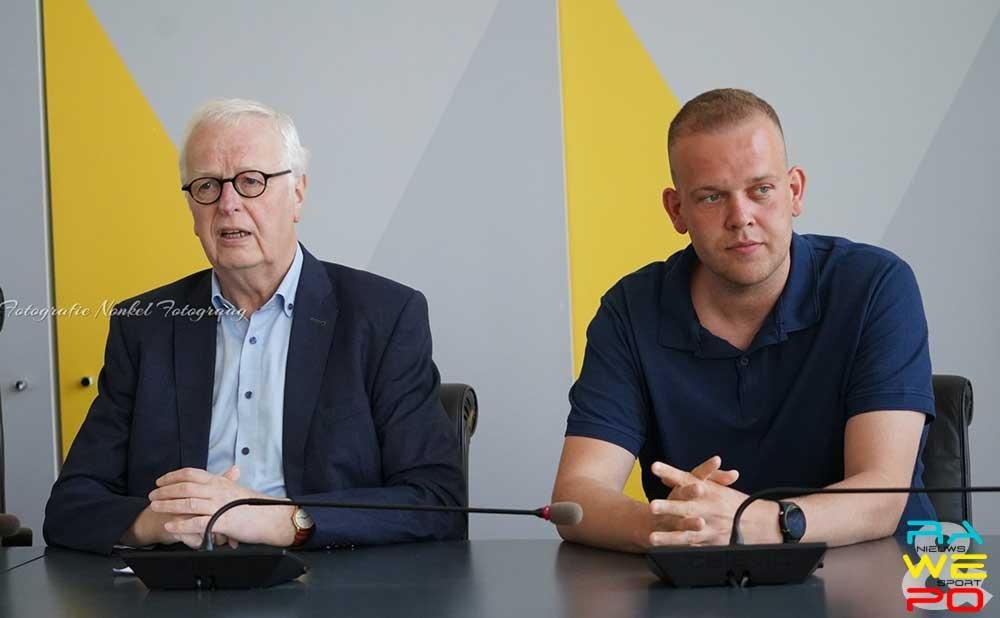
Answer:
[{"xmin": 567, "ymin": 233, "xmax": 937, "ymax": 530}]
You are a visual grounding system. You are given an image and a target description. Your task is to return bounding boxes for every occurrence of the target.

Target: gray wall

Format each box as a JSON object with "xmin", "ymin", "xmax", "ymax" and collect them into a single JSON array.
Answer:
[
  {"xmin": 366, "ymin": 0, "xmax": 569, "ymax": 540},
  {"xmin": 882, "ymin": 18, "xmax": 1000, "ymax": 530},
  {"xmin": 0, "ymin": 0, "xmax": 61, "ymax": 538}
]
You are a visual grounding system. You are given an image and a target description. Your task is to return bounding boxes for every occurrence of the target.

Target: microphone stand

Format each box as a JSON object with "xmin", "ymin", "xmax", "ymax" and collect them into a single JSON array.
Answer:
[
  {"xmin": 119, "ymin": 498, "xmax": 580, "ymax": 590},
  {"xmin": 200, "ymin": 498, "xmax": 564, "ymax": 550},
  {"xmin": 647, "ymin": 485, "xmax": 1000, "ymax": 588}
]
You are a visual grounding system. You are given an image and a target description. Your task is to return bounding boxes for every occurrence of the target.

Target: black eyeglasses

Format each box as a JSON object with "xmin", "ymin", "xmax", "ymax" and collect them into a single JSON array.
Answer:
[{"xmin": 181, "ymin": 169, "xmax": 292, "ymax": 205}]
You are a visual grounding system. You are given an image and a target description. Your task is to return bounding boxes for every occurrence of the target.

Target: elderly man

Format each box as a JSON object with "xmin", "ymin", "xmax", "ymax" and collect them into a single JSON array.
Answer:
[
  {"xmin": 552, "ymin": 89, "xmax": 936, "ymax": 552},
  {"xmin": 44, "ymin": 99, "xmax": 464, "ymax": 553}
]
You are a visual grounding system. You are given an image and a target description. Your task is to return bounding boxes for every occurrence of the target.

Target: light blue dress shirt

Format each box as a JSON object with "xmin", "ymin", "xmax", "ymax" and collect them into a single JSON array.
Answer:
[{"xmin": 206, "ymin": 245, "xmax": 303, "ymax": 497}]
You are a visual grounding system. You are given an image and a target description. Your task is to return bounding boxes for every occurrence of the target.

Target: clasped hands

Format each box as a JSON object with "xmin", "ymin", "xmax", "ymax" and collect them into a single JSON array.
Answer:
[
  {"xmin": 138, "ymin": 465, "xmax": 295, "ymax": 549},
  {"xmin": 645, "ymin": 455, "xmax": 778, "ymax": 548}
]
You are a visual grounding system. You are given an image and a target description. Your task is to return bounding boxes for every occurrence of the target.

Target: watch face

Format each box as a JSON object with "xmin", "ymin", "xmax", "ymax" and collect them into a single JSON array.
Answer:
[
  {"xmin": 294, "ymin": 508, "xmax": 314, "ymax": 529},
  {"xmin": 784, "ymin": 506, "xmax": 806, "ymax": 540}
]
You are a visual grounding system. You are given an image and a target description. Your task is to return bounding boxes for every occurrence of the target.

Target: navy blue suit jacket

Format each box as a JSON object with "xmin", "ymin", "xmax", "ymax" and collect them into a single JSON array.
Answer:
[{"xmin": 43, "ymin": 246, "xmax": 464, "ymax": 554}]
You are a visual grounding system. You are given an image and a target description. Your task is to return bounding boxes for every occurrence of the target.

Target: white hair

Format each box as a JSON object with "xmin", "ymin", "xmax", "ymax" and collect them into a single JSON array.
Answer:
[{"xmin": 179, "ymin": 98, "xmax": 310, "ymax": 181}]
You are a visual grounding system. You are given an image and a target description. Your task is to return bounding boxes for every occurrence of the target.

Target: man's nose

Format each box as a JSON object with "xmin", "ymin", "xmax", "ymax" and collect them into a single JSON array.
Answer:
[
  {"xmin": 216, "ymin": 181, "xmax": 242, "ymax": 214},
  {"xmin": 724, "ymin": 194, "xmax": 754, "ymax": 229}
]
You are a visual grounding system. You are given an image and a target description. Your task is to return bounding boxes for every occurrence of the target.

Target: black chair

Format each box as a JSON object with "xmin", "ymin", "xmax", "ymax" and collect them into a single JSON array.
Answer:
[
  {"xmin": 439, "ymin": 383, "xmax": 478, "ymax": 539},
  {"xmin": 922, "ymin": 374, "xmax": 974, "ymax": 523},
  {"xmin": 1, "ymin": 522, "xmax": 33, "ymax": 547}
]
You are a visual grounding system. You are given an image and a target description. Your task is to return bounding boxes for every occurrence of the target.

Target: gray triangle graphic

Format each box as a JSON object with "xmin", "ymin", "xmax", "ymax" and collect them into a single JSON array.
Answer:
[
  {"xmin": 882, "ymin": 13, "xmax": 1000, "ymax": 534},
  {"xmin": 368, "ymin": 0, "xmax": 570, "ymax": 540}
]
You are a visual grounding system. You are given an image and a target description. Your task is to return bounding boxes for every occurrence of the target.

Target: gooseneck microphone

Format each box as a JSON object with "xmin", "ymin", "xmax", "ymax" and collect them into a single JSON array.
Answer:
[
  {"xmin": 729, "ymin": 485, "xmax": 1000, "ymax": 545},
  {"xmin": 200, "ymin": 498, "xmax": 584, "ymax": 550},
  {"xmin": 119, "ymin": 498, "xmax": 583, "ymax": 590},
  {"xmin": 647, "ymin": 485, "xmax": 1000, "ymax": 588}
]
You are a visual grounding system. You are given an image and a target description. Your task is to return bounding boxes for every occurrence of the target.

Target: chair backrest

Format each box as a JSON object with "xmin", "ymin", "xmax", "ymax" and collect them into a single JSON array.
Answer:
[
  {"xmin": 439, "ymin": 383, "xmax": 478, "ymax": 538},
  {"xmin": 923, "ymin": 374, "xmax": 974, "ymax": 523}
]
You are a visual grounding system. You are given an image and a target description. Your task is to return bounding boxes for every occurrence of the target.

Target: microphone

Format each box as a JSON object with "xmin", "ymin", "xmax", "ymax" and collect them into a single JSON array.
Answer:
[
  {"xmin": 119, "ymin": 499, "xmax": 583, "ymax": 590},
  {"xmin": 199, "ymin": 498, "xmax": 583, "ymax": 550},
  {"xmin": 0, "ymin": 513, "xmax": 21, "ymax": 538},
  {"xmin": 647, "ymin": 485, "xmax": 1000, "ymax": 588}
]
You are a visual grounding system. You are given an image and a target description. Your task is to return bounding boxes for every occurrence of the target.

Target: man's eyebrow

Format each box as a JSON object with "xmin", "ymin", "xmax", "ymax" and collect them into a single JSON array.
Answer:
[
  {"xmin": 750, "ymin": 174, "xmax": 780, "ymax": 183},
  {"xmin": 691, "ymin": 185, "xmax": 727, "ymax": 194},
  {"xmin": 189, "ymin": 167, "xmax": 262, "ymax": 177}
]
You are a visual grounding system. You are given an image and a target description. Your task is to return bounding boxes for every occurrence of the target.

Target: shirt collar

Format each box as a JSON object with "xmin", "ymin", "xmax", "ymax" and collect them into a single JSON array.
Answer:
[
  {"xmin": 776, "ymin": 233, "xmax": 821, "ymax": 335},
  {"xmin": 658, "ymin": 232, "xmax": 821, "ymax": 353},
  {"xmin": 211, "ymin": 244, "xmax": 304, "ymax": 318},
  {"xmin": 657, "ymin": 244, "xmax": 702, "ymax": 352}
]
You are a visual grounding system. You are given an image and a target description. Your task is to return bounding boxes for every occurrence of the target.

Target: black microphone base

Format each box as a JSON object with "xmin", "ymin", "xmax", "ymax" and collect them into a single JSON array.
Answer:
[
  {"xmin": 646, "ymin": 542, "xmax": 827, "ymax": 588},
  {"xmin": 119, "ymin": 546, "xmax": 308, "ymax": 590}
]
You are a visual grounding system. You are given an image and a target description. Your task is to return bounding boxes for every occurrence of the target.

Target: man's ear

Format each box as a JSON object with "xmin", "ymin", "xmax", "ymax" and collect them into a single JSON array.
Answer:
[
  {"xmin": 293, "ymin": 173, "xmax": 307, "ymax": 223},
  {"xmin": 788, "ymin": 166, "xmax": 806, "ymax": 217},
  {"xmin": 662, "ymin": 187, "xmax": 688, "ymax": 234}
]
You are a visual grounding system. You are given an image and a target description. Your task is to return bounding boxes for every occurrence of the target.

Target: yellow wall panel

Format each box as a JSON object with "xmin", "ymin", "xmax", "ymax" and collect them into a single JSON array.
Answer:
[
  {"xmin": 43, "ymin": 0, "xmax": 208, "ymax": 456},
  {"xmin": 558, "ymin": 0, "xmax": 688, "ymax": 500}
]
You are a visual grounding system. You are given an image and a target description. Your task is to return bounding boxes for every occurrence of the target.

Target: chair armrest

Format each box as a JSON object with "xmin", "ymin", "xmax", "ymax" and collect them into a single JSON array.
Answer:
[{"xmin": 1, "ymin": 526, "xmax": 33, "ymax": 547}]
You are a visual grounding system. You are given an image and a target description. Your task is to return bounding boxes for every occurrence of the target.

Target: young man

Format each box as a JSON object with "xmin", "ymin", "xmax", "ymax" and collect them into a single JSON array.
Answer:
[{"xmin": 553, "ymin": 89, "xmax": 935, "ymax": 552}]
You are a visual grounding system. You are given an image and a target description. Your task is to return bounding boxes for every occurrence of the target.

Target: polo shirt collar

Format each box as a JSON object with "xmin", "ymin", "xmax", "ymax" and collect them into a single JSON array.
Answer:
[
  {"xmin": 776, "ymin": 232, "xmax": 821, "ymax": 335},
  {"xmin": 657, "ymin": 232, "xmax": 821, "ymax": 353},
  {"xmin": 657, "ymin": 244, "xmax": 702, "ymax": 352}
]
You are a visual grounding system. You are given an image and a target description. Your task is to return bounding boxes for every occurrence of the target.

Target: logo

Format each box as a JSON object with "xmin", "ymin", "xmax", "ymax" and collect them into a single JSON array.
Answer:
[{"xmin": 902, "ymin": 520, "xmax": 992, "ymax": 612}]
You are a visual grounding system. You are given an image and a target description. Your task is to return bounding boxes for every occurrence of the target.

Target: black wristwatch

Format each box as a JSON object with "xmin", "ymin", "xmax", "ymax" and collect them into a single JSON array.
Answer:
[{"xmin": 778, "ymin": 501, "xmax": 806, "ymax": 543}]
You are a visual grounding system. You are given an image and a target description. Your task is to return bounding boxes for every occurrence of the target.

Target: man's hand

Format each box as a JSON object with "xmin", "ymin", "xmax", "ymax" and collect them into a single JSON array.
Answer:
[
  {"xmin": 120, "ymin": 466, "xmax": 241, "ymax": 548},
  {"xmin": 647, "ymin": 459, "xmax": 779, "ymax": 546},
  {"xmin": 642, "ymin": 456, "xmax": 749, "ymax": 547},
  {"xmin": 147, "ymin": 465, "xmax": 296, "ymax": 549},
  {"xmin": 121, "ymin": 507, "xmax": 205, "ymax": 548}
]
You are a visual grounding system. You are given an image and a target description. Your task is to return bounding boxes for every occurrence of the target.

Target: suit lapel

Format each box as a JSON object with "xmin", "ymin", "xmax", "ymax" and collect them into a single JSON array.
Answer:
[
  {"xmin": 282, "ymin": 247, "xmax": 338, "ymax": 494},
  {"xmin": 174, "ymin": 273, "xmax": 217, "ymax": 469}
]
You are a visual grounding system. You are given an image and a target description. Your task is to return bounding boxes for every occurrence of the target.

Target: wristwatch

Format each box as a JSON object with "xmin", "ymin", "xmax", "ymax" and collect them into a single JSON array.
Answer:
[
  {"xmin": 778, "ymin": 501, "xmax": 806, "ymax": 543},
  {"xmin": 290, "ymin": 507, "xmax": 315, "ymax": 547}
]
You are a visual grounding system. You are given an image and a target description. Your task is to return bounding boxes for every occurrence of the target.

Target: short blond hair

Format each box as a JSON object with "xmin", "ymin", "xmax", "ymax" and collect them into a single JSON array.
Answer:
[{"xmin": 667, "ymin": 88, "xmax": 785, "ymax": 170}]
